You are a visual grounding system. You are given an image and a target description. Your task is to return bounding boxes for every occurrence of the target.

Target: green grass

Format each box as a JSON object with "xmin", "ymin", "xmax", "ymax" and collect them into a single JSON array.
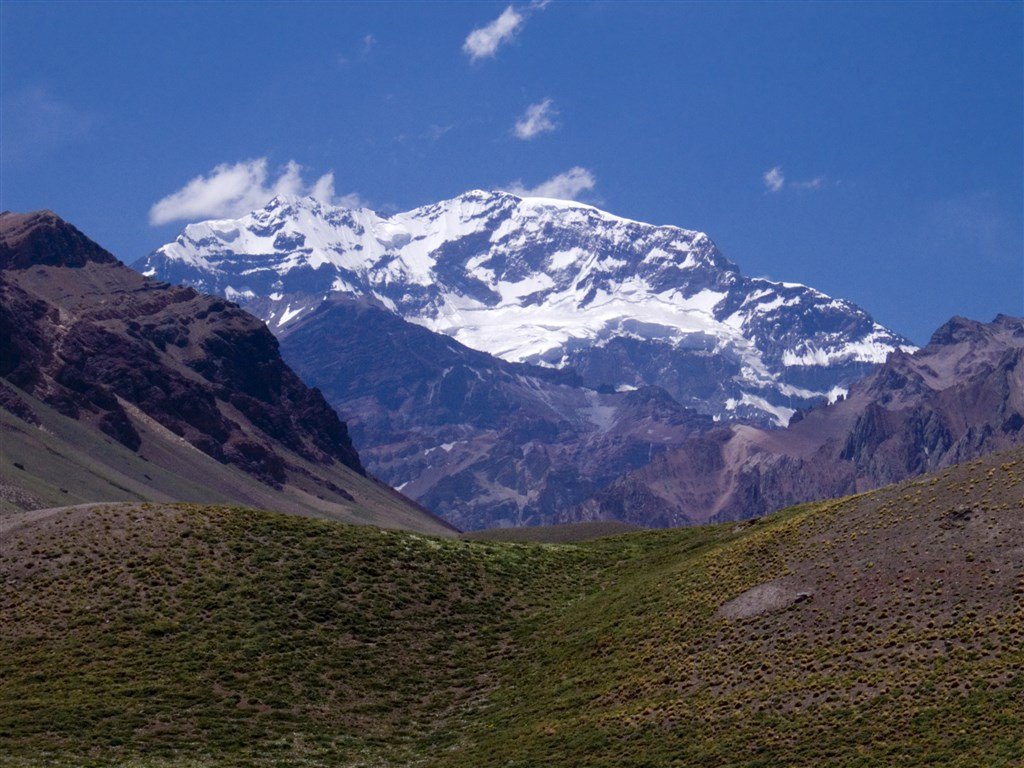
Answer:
[
  {"xmin": 1, "ymin": 504, "xmax": 614, "ymax": 766},
  {"xmin": 2, "ymin": 448, "xmax": 1023, "ymax": 767},
  {"xmin": 463, "ymin": 520, "xmax": 644, "ymax": 543},
  {"xmin": 443, "ymin": 499, "xmax": 1024, "ymax": 768}
]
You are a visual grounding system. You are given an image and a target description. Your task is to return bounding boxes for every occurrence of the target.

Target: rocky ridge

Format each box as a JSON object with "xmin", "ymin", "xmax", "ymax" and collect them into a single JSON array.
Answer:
[
  {"xmin": 0, "ymin": 210, "xmax": 452, "ymax": 534},
  {"xmin": 576, "ymin": 314, "xmax": 1024, "ymax": 526}
]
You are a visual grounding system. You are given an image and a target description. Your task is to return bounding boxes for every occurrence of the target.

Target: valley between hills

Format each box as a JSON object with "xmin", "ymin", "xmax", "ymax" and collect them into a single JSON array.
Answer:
[{"xmin": 2, "ymin": 446, "xmax": 1022, "ymax": 767}]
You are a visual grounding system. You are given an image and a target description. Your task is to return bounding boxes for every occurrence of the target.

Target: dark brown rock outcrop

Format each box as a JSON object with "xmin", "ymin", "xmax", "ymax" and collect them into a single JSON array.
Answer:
[
  {"xmin": 0, "ymin": 210, "xmax": 363, "ymax": 488},
  {"xmin": 0, "ymin": 210, "xmax": 118, "ymax": 269}
]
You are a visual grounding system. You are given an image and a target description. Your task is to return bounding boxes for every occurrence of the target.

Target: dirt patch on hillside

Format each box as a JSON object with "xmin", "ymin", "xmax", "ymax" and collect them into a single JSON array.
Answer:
[{"xmin": 718, "ymin": 578, "xmax": 812, "ymax": 619}]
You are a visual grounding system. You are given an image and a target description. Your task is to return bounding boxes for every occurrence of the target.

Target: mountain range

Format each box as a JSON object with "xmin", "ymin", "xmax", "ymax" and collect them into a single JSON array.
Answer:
[
  {"xmin": 274, "ymin": 294, "xmax": 713, "ymax": 529},
  {"xmin": 139, "ymin": 192, "xmax": 922, "ymax": 528},
  {"xmin": 5, "ymin": 203, "xmax": 1020, "ymax": 534},
  {"xmin": 139, "ymin": 191, "xmax": 913, "ymax": 425},
  {"xmin": 578, "ymin": 313, "xmax": 1024, "ymax": 526},
  {"xmin": 0, "ymin": 210, "xmax": 452, "ymax": 536}
]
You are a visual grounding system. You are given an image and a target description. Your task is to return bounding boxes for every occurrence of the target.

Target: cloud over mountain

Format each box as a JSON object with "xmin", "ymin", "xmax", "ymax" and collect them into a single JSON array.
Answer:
[
  {"xmin": 149, "ymin": 159, "xmax": 364, "ymax": 225},
  {"xmin": 505, "ymin": 166, "xmax": 595, "ymax": 200},
  {"xmin": 763, "ymin": 166, "xmax": 785, "ymax": 193}
]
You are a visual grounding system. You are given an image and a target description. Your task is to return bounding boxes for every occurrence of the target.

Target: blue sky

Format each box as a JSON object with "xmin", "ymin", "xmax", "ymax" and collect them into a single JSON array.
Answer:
[{"xmin": 2, "ymin": 1, "xmax": 1021, "ymax": 344}]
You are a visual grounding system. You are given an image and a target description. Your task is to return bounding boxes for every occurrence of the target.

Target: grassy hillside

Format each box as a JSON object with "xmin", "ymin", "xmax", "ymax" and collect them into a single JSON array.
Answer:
[
  {"xmin": 462, "ymin": 520, "xmax": 644, "ymax": 543},
  {"xmin": 1, "ymin": 447, "xmax": 1022, "ymax": 767}
]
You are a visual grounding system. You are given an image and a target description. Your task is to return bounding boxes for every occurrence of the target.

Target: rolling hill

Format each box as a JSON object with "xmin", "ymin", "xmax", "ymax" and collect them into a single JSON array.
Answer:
[{"xmin": 2, "ymin": 445, "xmax": 1020, "ymax": 766}]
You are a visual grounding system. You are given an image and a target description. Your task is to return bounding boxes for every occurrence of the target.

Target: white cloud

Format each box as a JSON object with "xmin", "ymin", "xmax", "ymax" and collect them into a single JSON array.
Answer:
[
  {"xmin": 763, "ymin": 166, "xmax": 785, "ymax": 193},
  {"xmin": 149, "ymin": 158, "xmax": 364, "ymax": 225},
  {"xmin": 763, "ymin": 166, "xmax": 826, "ymax": 193},
  {"xmin": 463, "ymin": 6, "xmax": 525, "ymax": 61},
  {"xmin": 514, "ymin": 98, "xmax": 558, "ymax": 140},
  {"xmin": 335, "ymin": 191, "xmax": 369, "ymax": 208},
  {"xmin": 791, "ymin": 177, "xmax": 824, "ymax": 190},
  {"xmin": 505, "ymin": 167, "xmax": 596, "ymax": 200},
  {"xmin": 426, "ymin": 124, "xmax": 454, "ymax": 141},
  {"xmin": 309, "ymin": 171, "xmax": 368, "ymax": 208},
  {"xmin": 336, "ymin": 33, "xmax": 376, "ymax": 66}
]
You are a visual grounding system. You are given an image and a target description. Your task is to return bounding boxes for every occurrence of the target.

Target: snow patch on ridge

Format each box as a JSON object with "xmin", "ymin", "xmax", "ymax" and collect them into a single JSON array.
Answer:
[{"xmin": 277, "ymin": 304, "xmax": 303, "ymax": 327}]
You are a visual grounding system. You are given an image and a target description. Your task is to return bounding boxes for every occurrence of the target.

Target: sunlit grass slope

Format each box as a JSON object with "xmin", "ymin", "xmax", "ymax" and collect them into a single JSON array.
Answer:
[{"xmin": 2, "ymin": 447, "xmax": 1022, "ymax": 767}]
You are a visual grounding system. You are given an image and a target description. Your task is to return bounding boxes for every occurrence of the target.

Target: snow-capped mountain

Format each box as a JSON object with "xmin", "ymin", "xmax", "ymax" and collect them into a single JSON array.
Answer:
[{"xmin": 139, "ymin": 190, "xmax": 913, "ymax": 425}]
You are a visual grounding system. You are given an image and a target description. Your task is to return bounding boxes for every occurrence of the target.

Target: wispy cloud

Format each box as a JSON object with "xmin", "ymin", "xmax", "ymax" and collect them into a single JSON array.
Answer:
[
  {"xmin": 763, "ymin": 166, "xmax": 826, "ymax": 193},
  {"xmin": 336, "ymin": 33, "xmax": 377, "ymax": 66},
  {"xmin": 463, "ymin": 2, "xmax": 548, "ymax": 62},
  {"xmin": 763, "ymin": 166, "xmax": 785, "ymax": 193},
  {"xmin": 925, "ymin": 191, "xmax": 1018, "ymax": 266},
  {"xmin": 514, "ymin": 98, "xmax": 558, "ymax": 140},
  {"xmin": 1, "ymin": 87, "xmax": 96, "ymax": 166},
  {"xmin": 791, "ymin": 177, "xmax": 824, "ymax": 190},
  {"xmin": 149, "ymin": 158, "xmax": 364, "ymax": 225},
  {"xmin": 426, "ymin": 124, "xmax": 454, "ymax": 141},
  {"xmin": 505, "ymin": 167, "xmax": 596, "ymax": 200}
]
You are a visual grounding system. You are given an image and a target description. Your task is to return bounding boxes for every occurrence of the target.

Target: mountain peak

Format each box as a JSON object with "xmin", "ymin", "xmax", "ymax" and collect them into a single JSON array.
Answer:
[
  {"xmin": 993, "ymin": 313, "xmax": 1024, "ymax": 336},
  {"xmin": 456, "ymin": 188, "xmax": 503, "ymax": 200},
  {"xmin": 0, "ymin": 210, "xmax": 119, "ymax": 270},
  {"xmin": 928, "ymin": 315, "xmax": 991, "ymax": 347},
  {"xmin": 140, "ymin": 190, "xmax": 913, "ymax": 426},
  {"xmin": 261, "ymin": 193, "xmax": 379, "ymax": 216},
  {"xmin": 262, "ymin": 194, "xmax": 325, "ymax": 213},
  {"xmin": 263, "ymin": 193, "xmax": 303, "ymax": 209},
  {"xmin": 927, "ymin": 313, "xmax": 1024, "ymax": 351}
]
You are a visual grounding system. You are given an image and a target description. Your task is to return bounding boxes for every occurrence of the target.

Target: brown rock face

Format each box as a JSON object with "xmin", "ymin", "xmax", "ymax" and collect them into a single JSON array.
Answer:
[
  {"xmin": 0, "ymin": 210, "xmax": 364, "ymax": 488},
  {"xmin": 0, "ymin": 211, "xmax": 119, "ymax": 269},
  {"xmin": 576, "ymin": 315, "xmax": 1024, "ymax": 526}
]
